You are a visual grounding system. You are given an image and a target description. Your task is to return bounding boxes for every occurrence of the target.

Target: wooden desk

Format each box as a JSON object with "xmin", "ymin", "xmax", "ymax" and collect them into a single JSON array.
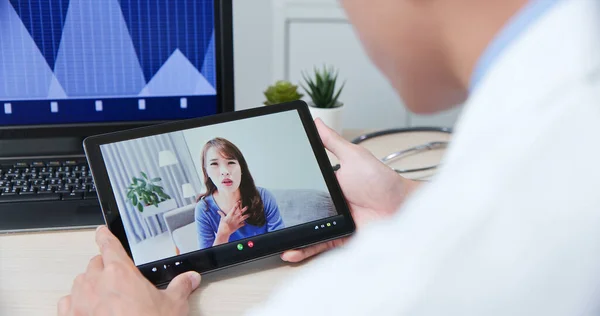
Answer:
[{"xmin": 0, "ymin": 129, "xmax": 450, "ymax": 316}]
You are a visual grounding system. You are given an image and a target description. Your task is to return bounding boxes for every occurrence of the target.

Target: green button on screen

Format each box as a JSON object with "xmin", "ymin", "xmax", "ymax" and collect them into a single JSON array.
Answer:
[{"xmin": 237, "ymin": 244, "xmax": 243, "ymax": 250}]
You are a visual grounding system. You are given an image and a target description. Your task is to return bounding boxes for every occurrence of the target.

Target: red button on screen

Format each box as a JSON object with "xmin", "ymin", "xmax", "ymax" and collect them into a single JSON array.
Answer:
[{"xmin": 248, "ymin": 241, "xmax": 254, "ymax": 248}]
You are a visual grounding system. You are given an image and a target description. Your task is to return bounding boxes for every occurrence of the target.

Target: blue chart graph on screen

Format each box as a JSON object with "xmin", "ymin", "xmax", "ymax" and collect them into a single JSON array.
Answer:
[{"xmin": 0, "ymin": 0, "xmax": 218, "ymax": 126}]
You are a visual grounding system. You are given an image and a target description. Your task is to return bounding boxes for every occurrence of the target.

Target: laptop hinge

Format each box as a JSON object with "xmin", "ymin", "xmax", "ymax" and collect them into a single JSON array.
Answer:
[{"xmin": 0, "ymin": 137, "xmax": 84, "ymax": 158}]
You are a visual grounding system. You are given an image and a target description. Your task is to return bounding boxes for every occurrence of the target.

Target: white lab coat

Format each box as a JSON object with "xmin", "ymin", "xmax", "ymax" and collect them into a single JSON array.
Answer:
[{"xmin": 247, "ymin": 0, "xmax": 600, "ymax": 314}]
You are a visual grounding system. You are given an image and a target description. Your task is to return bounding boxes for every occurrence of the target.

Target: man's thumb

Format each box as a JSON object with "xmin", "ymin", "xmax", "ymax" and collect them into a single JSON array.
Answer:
[
  {"xmin": 314, "ymin": 118, "xmax": 348, "ymax": 158},
  {"xmin": 166, "ymin": 271, "xmax": 202, "ymax": 299}
]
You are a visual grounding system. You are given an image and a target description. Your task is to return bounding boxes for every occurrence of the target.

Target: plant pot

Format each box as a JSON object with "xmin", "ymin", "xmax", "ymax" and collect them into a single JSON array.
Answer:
[
  {"xmin": 307, "ymin": 101, "xmax": 344, "ymax": 134},
  {"xmin": 141, "ymin": 198, "xmax": 177, "ymax": 218}
]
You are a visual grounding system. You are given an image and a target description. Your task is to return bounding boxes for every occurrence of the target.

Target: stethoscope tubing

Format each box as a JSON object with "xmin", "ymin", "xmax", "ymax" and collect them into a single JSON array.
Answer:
[{"xmin": 332, "ymin": 127, "xmax": 452, "ymax": 173}]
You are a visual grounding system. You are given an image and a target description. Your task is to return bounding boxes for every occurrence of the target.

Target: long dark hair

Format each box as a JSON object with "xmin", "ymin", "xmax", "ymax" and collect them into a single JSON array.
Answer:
[{"xmin": 196, "ymin": 137, "xmax": 266, "ymax": 226}]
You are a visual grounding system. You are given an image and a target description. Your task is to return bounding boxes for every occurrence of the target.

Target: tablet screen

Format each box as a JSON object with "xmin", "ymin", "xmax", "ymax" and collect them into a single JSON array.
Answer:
[{"xmin": 99, "ymin": 110, "xmax": 344, "ymax": 267}]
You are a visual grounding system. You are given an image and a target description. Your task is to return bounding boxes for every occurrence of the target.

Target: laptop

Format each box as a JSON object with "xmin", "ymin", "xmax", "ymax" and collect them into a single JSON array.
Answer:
[{"xmin": 0, "ymin": 0, "xmax": 234, "ymax": 233}]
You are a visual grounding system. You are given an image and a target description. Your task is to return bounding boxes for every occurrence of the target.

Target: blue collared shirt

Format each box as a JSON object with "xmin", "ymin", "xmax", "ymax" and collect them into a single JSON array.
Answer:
[{"xmin": 470, "ymin": 0, "xmax": 563, "ymax": 91}]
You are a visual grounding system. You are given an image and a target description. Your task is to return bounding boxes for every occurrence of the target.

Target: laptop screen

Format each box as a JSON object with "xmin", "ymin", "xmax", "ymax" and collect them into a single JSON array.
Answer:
[{"xmin": 0, "ymin": 0, "xmax": 218, "ymax": 127}]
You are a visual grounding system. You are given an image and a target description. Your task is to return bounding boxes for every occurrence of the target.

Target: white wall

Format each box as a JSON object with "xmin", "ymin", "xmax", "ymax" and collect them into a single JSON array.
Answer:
[
  {"xmin": 233, "ymin": 0, "xmax": 273, "ymax": 111},
  {"xmin": 286, "ymin": 22, "xmax": 409, "ymax": 130},
  {"xmin": 232, "ymin": 0, "xmax": 462, "ymax": 129},
  {"xmin": 181, "ymin": 110, "xmax": 328, "ymax": 192}
]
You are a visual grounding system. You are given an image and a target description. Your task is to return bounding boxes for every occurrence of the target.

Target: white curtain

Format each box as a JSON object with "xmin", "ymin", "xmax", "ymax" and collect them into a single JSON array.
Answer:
[{"xmin": 100, "ymin": 132, "xmax": 202, "ymax": 244}]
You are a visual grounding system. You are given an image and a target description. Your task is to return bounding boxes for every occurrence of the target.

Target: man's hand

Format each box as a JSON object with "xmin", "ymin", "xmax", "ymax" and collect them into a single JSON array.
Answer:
[
  {"xmin": 280, "ymin": 119, "xmax": 421, "ymax": 263},
  {"xmin": 58, "ymin": 226, "xmax": 202, "ymax": 316}
]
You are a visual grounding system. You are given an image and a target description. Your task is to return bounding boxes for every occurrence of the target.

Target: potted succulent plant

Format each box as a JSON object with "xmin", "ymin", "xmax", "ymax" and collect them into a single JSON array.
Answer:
[
  {"xmin": 263, "ymin": 80, "xmax": 304, "ymax": 105},
  {"xmin": 126, "ymin": 171, "xmax": 175, "ymax": 217},
  {"xmin": 301, "ymin": 65, "xmax": 346, "ymax": 134}
]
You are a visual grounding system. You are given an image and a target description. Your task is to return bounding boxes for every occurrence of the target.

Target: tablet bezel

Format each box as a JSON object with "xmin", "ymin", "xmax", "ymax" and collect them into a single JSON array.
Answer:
[{"xmin": 83, "ymin": 100, "xmax": 355, "ymax": 287}]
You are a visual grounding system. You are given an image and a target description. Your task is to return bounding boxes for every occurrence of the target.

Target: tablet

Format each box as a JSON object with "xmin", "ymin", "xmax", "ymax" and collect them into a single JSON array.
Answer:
[{"xmin": 83, "ymin": 100, "xmax": 355, "ymax": 287}]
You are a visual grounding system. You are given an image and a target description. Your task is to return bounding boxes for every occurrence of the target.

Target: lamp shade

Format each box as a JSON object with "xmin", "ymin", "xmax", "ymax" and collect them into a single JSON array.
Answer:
[
  {"xmin": 181, "ymin": 183, "xmax": 196, "ymax": 199},
  {"xmin": 158, "ymin": 150, "xmax": 178, "ymax": 167}
]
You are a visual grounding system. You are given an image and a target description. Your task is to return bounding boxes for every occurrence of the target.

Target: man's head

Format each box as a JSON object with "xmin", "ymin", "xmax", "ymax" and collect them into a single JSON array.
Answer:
[{"xmin": 340, "ymin": 0, "xmax": 528, "ymax": 114}]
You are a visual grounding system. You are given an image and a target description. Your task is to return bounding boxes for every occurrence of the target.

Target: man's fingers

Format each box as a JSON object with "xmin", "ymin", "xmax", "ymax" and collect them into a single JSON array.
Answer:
[
  {"xmin": 166, "ymin": 271, "xmax": 202, "ymax": 300},
  {"xmin": 57, "ymin": 295, "xmax": 71, "ymax": 316},
  {"xmin": 240, "ymin": 214, "xmax": 250, "ymax": 221},
  {"xmin": 280, "ymin": 241, "xmax": 334, "ymax": 263},
  {"xmin": 281, "ymin": 237, "xmax": 349, "ymax": 263},
  {"xmin": 86, "ymin": 254, "xmax": 104, "ymax": 275},
  {"xmin": 95, "ymin": 226, "xmax": 131, "ymax": 266},
  {"xmin": 315, "ymin": 118, "xmax": 350, "ymax": 159}
]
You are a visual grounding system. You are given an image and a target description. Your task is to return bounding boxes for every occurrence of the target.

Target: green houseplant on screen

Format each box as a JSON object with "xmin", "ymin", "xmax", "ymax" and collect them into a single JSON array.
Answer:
[
  {"xmin": 301, "ymin": 65, "xmax": 346, "ymax": 133},
  {"xmin": 126, "ymin": 171, "xmax": 171, "ymax": 213}
]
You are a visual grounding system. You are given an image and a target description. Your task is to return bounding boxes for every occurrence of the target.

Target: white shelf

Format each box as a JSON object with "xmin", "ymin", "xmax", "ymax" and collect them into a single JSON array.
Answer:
[{"xmin": 141, "ymin": 198, "xmax": 177, "ymax": 218}]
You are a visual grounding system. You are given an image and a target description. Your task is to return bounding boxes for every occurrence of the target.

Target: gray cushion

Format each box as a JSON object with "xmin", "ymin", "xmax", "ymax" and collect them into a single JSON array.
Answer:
[
  {"xmin": 269, "ymin": 189, "xmax": 336, "ymax": 228},
  {"xmin": 172, "ymin": 223, "xmax": 199, "ymax": 254},
  {"xmin": 163, "ymin": 204, "xmax": 196, "ymax": 234}
]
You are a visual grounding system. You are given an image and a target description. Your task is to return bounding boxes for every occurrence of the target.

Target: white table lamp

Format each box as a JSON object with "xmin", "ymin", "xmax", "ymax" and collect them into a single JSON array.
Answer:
[
  {"xmin": 158, "ymin": 150, "xmax": 178, "ymax": 167},
  {"xmin": 181, "ymin": 183, "xmax": 196, "ymax": 202}
]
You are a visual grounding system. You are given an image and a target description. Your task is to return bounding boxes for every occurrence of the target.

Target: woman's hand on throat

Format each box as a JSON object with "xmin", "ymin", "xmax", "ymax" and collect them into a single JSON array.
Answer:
[{"xmin": 213, "ymin": 201, "xmax": 249, "ymax": 246}]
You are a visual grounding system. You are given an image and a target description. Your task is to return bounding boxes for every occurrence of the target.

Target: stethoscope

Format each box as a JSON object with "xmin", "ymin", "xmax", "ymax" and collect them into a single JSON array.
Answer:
[{"xmin": 333, "ymin": 127, "xmax": 452, "ymax": 174}]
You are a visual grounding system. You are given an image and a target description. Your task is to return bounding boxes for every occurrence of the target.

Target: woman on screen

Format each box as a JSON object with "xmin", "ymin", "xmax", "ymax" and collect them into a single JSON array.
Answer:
[{"xmin": 194, "ymin": 137, "xmax": 285, "ymax": 249}]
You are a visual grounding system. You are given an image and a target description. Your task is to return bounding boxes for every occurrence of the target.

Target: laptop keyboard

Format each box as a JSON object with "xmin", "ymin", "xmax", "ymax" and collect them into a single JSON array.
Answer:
[{"xmin": 0, "ymin": 159, "xmax": 97, "ymax": 204}]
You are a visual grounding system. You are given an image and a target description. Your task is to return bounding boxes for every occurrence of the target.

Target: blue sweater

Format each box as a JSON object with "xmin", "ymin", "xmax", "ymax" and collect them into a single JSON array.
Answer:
[{"xmin": 194, "ymin": 187, "xmax": 285, "ymax": 249}]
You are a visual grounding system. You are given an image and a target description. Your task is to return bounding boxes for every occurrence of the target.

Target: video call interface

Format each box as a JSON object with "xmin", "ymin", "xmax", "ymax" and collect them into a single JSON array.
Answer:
[
  {"xmin": 100, "ymin": 111, "xmax": 341, "ymax": 266},
  {"xmin": 0, "ymin": 0, "xmax": 217, "ymax": 126}
]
